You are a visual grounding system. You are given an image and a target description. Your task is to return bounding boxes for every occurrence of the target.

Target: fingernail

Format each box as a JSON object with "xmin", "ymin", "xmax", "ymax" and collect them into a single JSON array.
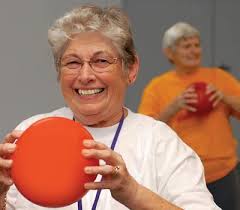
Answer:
[
  {"xmin": 84, "ymin": 183, "xmax": 90, "ymax": 189},
  {"xmin": 84, "ymin": 167, "xmax": 91, "ymax": 173},
  {"xmin": 83, "ymin": 140, "xmax": 94, "ymax": 147},
  {"xmin": 6, "ymin": 159, "xmax": 13, "ymax": 167},
  {"xmin": 82, "ymin": 149, "xmax": 89, "ymax": 156},
  {"xmin": 6, "ymin": 178, "xmax": 13, "ymax": 185},
  {"xmin": 83, "ymin": 140, "xmax": 90, "ymax": 146},
  {"xmin": 7, "ymin": 144, "xmax": 16, "ymax": 152}
]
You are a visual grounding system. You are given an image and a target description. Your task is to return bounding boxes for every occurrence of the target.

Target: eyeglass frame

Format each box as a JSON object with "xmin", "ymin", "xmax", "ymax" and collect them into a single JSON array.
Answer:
[{"xmin": 58, "ymin": 56, "xmax": 121, "ymax": 74}]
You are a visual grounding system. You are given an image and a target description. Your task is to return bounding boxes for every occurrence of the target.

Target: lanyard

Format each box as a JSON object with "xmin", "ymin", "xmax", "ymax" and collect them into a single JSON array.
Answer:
[{"xmin": 78, "ymin": 111, "xmax": 125, "ymax": 210}]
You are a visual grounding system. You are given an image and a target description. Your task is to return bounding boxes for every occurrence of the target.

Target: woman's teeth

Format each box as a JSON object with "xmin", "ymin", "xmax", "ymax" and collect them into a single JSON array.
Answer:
[{"xmin": 77, "ymin": 88, "xmax": 103, "ymax": 96}]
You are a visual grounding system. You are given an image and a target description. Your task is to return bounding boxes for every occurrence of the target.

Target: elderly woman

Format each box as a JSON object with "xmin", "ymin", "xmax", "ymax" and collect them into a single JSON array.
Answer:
[
  {"xmin": 0, "ymin": 7, "xmax": 219, "ymax": 210},
  {"xmin": 139, "ymin": 22, "xmax": 240, "ymax": 210}
]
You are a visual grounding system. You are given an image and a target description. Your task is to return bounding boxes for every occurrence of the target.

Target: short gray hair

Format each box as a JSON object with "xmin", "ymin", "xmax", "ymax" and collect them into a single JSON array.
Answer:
[
  {"xmin": 48, "ymin": 5, "xmax": 137, "ymax": 73},
  {"xmin": 162, "ymin": 22, "xmax": 200, "ymax": 49}
]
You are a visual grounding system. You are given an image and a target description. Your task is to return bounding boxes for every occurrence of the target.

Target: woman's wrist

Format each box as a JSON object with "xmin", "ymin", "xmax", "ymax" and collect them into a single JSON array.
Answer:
[
  {"xmin": 222, "ymin": 95, "xmax": 240, "ymax": 112},
  {"xmin": 0, "ymin": 192, "xmax": 6, "ymax": 210},
  {"xmin": 120, "ymin": 179, "xmax": 141, "ymax": 210},
  {"xmin": 0, "ymin": 185, "xmax": 9, "ymax": 210},
  {"xmin": 158, "ymin": 101, "xmax": 180, "ymax": 122},
  {"xmin": 111, "ymin": 175, "xmax": 139, "ymax": 209}
]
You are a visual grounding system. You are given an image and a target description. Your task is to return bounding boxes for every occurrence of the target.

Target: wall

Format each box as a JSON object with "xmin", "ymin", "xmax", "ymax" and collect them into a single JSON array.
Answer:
[
  {"xmin": 0, "ymin": 0, "xmax": 122, "ymax": 139},
  {"xmin": 1, "ymin": 0, "xmax": 240, "ymax": 156},
  {"xmin": 214, "ymin": 1, "xmax": 240, "ymax": 155}
]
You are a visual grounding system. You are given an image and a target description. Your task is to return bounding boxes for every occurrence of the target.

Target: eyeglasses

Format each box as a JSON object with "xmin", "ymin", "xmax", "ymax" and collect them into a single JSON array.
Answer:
[{"xmin": 60, "ymin": 56, "xmax": 119, "ymax": 74}]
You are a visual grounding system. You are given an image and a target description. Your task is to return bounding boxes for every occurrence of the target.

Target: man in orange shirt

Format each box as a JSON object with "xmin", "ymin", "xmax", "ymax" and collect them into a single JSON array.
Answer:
[{"xmin": 139, "ymin": 22, "xmax": 240, "ymax": 210}]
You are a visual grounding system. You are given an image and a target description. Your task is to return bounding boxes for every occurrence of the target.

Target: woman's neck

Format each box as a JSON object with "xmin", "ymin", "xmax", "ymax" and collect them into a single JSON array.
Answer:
[
  {"xmin": 175, "ymin": 66, "xmax": 199, "ymax": 76},
  {"xmin": 74, "ymin": 108, "xmax": 127, "ymax": 128}
]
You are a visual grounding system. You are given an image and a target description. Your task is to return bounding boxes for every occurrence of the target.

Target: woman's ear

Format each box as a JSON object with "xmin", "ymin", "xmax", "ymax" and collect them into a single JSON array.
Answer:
[
  {"xmin": 163, "ymin": 47, "xmax": 175, "ymax": 64},
  {"xmin": 127, "ymin": 55, "xmax": 140, "ymax": 85},
  {"xmin": 163, "ymin": 47, "xmax": 173, "ymax": 60}
]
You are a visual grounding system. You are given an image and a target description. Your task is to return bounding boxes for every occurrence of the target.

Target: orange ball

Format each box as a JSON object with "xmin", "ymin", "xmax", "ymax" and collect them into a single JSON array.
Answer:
[
  {"xmin": 190, "ymin": 82, "xmax": 213, "ymax": 115},
  {"xmin": 11, "ymin": 117, "xmax": 98, "ymax": 207}
]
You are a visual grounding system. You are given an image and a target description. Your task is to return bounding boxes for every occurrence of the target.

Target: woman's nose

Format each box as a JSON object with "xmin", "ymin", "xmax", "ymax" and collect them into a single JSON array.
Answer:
[
  {"xmin": 75, "ymin": 63, "xmax": 96, "ymax": 84},
  {"xmin": 192, "ymin": 45, "xmax": 201, "ymax": 52}
]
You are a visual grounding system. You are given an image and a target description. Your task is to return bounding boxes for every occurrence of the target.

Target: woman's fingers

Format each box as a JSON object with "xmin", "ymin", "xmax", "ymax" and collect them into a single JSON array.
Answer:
[
  {"xmin": 0, "ymin": 130, "xmax": 20, "ymax": 187},
  {"xmin": 0, "ymin": 157, "xmax": 13, "ymax": 168},
  {"xmin": 206, "ymin": 84, "xmax": 216, "ymax": 95},
  {"xmin": 181, "ymin": 92, "xmax": 198, "ymax": 111},
  {"xmin": 0, "ymin": 158, "xmax": 14, "ymax": 186},
  {"xmin": 184, "ymin": 105, "xmax": 197, "ymax": 112},
  {"xmin": 185, "ymin": 86, "xmax": 196, "ymax": 93},
  {"xmin": 0, "ymin": 143, "xmax": 16, "ymax": 156},
  {"xmin": 84, "ymin": 165, "xmax": 125, "ymax": 190},
  {"xmin": 208, "ymin": 90, "xmax": 223, "ymax": 107},
  {"xmin": 182, "ymin": 87, "xmax": 197, "ymax": 99},
  {"xmin": 84, "ymin": 179, "xmax": 119, "ymax": 190},
  {"xmin": 83, "ymin": 139, "xmax": 108, "ymax": 150},
  {"xmin": 0, "ymin": 146, "xmax": 15, "ymax": 186},
  {"xmin": 82, "ymin": 140, "xmax": 126, "ymax": 186},
  {"xmin": 0, "ymin": 130, "xmax": 20, "ymax": 158},
  {"xmin": 211, "ymin": 93, "xmax": 223, "ymax": 107},
  {"xmin": 2, "ymin": 130, "xmax": 22, "ymax": 144},
  {"xmin": 176, "ymin": 87, "xmax": 198, "ymax": 110},
  {"xmin": 0, "ymin": 176, "xmax": 13, "ymax": 186},
  {"xmin": 81, "ymin": 140, "xmax": 139, "ymax": 205},
  {"xmin": 0, "ymin": 170, "xmax": 13, "ymax": 186},
  {"xmin": 82, "ymin": 147, "xmax": 121, "ymax": 165},
  {"xmin": 82, "ymin": 140, "xmax": 122, "ymax": 164},
  {"xmin": 84, "ymin": 164, "xmax": 121, "ymax": 176}
]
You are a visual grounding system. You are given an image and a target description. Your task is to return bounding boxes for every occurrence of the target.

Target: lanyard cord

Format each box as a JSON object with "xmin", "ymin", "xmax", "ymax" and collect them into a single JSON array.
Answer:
[{"xmin": 78, "ymin": 110, "xmax": 125, "ymax": 210}]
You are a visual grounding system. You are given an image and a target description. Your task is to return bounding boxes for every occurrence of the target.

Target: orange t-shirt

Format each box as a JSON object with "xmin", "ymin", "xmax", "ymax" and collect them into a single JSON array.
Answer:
[{"xmin": 138, "ymin": 67, "xmax": 240, "ymax": 183}]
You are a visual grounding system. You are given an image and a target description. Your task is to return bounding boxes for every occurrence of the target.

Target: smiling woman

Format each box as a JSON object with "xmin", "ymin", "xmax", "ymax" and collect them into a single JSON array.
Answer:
[
  {"xmin": 139, "ymin": 22, "xmax": 240, "ymax": 210},
  {"xmin": 0, "ymin": 6, "xmax": 220, "ymax": 210},
  {"xmin": 58, "ymin": 32, "xmax": 130, "ymax": 127}
]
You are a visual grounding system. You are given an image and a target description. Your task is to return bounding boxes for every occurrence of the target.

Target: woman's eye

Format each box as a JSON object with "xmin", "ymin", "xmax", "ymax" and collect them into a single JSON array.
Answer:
[
  {"xmin": 66, "ymin": 61, "xmax": 81, "ymax": 68},
  {"xmin": 92, "ymin": 58, "xmax": 111, "ymax": 68},
  {"xmin": 95, "ymin": 59, "xmax": 109, "ymax": 64}
]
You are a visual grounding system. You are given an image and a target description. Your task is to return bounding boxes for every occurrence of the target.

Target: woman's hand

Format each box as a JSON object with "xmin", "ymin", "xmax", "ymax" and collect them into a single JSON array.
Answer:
[
  {"xmin": 81, "ymin": 139, "xmax": 182, "ymax": 210},
  {"xmin": 0, "ymin": 131, "xmax": 20, "ymax": 189},
  {"xmin": 207, "ymin": 84, "xmax": 240, "ymax": 112},
  {"xmin": 206, "ymin": 84, "xmax": 224, "ymax": 107},
  {"xmin": 81, "ymin": 139, "xmax": 139, "ymax": 207},
  {"xmin": 158, "ymin": 86, "xmax": 198, "ymax": 122},
  {"xmin": 174, "ymin": 86, "xmax": 198, "ymax": 112}
]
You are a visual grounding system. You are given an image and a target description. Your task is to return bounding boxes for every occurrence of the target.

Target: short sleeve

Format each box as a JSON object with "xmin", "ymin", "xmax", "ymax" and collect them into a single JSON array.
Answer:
[{"xmin": 154, "ymin": 123, "xmax": 221, "ymax": 210}]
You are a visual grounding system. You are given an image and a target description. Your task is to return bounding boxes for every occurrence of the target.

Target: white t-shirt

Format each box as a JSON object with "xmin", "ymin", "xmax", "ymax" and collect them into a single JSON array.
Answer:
[{"xmin": 7, "ymin": 107, "xmax": 221, "ymax": 210}]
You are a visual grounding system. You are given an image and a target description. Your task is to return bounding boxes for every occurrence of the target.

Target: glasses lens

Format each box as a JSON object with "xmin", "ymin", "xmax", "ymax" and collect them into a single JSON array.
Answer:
[
  {"xmin": 91, "ymin": 57, "xmax": 117, "ymax": 72},
  {"xmin": 60, "ymin": 56, "xmax": 118, "ymax": 74}
]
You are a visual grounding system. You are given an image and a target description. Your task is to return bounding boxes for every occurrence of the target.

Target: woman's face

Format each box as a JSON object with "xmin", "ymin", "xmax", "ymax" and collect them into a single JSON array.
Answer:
[
  {"xmin": 59, "ymin": 32, "xmax": 138, "ymax": 127},
  {"xmin": 167, "ymin": 36, "xmax": 202, "ymax": 70}
]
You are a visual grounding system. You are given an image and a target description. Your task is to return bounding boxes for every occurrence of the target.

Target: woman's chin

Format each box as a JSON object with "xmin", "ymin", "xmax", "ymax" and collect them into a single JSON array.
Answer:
[
  {"xmin": 74, "ymin": 105, "xmax": 105, "ymax": 118},
  {"xmin": 75, "ymin": 114, "xmax": 106, "ymax": 127},
  {"xmin": 187, "ymin": 61, "xmax": 200, "ymax": 68}
]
